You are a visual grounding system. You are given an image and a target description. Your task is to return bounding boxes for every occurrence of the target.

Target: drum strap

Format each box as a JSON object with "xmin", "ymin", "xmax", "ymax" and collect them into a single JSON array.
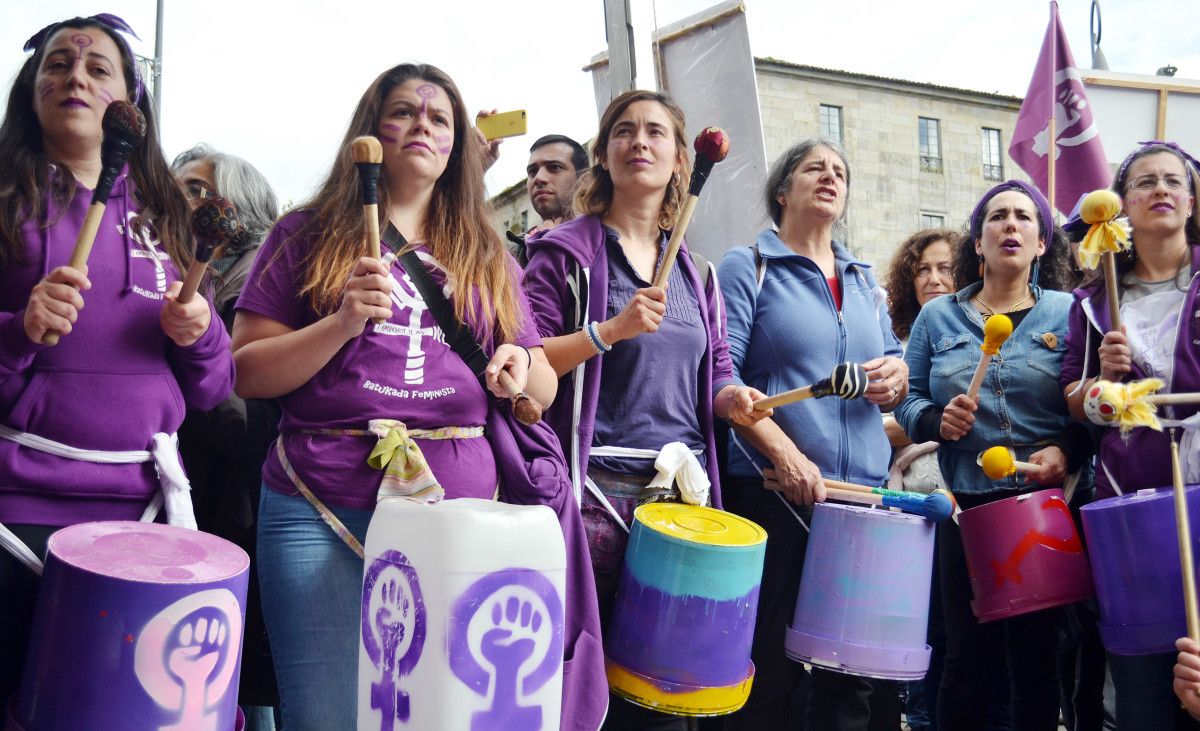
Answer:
[{"xmin": 0, "ymin": 425, "xmax": 193, "ymax": 576}]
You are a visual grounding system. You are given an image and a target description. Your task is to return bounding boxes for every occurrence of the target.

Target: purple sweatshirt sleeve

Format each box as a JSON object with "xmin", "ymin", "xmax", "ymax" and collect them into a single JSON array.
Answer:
[
  {"xmin": 167, "ymin": 296, "xmax": 235, "ymax": 412},
  {"xmin": 522, "ymin": 243, "xmax": 576, "ymax": 339},
  {"xmin": 0, "ymin": 310, "xmax": 44, "ymax": 375},
  {"xmin": 706, "ymin": 265, "xmax": 735, "ymax": 396},
  {"xmin": 1060, "ymin": 296, "xmax": 1092, "ymax": 390}
]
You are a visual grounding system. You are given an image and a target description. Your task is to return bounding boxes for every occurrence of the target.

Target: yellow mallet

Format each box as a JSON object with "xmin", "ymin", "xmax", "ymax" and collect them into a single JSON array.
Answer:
[
  {"xmin": 1076, "ymin": 189, "xmax": 1130, "ymax": 332},
  {"xmin": 980, "ymin": 445, "xmax": 1043, "ymax": 480},
  {"xmin": 966, "ymin": 314, "xmax": 1012, "ymax": 399}
]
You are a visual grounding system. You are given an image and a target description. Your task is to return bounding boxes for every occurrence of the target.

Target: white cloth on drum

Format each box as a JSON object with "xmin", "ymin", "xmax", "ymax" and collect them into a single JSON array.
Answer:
[{"xmin": 591, "ymin": 443, "xmax": 709, "ymax": 506}]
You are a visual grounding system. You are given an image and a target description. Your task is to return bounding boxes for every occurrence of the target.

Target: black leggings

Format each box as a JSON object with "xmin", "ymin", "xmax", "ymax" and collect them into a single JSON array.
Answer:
[
  {"xmin": 936, "ymin": 492, "xmax": 1062, "ymax": 731},
  {"xmin": 0, "ymin": 524, "xmax": 56, "ymax": 707}
]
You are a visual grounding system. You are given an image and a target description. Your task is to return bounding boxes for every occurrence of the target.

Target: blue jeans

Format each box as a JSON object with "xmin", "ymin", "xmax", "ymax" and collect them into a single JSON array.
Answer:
[{"xmin": 257, "ymin": 486, "xmax": 372, "ymax": 731}]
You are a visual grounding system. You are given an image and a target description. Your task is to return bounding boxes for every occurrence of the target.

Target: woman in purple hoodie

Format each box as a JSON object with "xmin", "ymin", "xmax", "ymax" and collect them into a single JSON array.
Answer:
[
  {"xmin": 1061, "ymin": 141, "xmax": 1200, "ymax": 729},
  {"xmin": 0, "ymin": 15, "xmax": 232, "ymax": 703},
  {"xmin": 523, "ymin": 89, "xmax": 768, "ymax": 729}
]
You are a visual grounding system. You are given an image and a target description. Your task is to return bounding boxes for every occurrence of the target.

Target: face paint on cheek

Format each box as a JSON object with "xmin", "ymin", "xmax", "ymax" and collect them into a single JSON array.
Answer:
[
  {"xmin": 434, "ymin": 134, "xmax": 452, "ymax": 155},
  {"xmin": 97, "ymin": 89, "xmax": 114, "ymax": 105},
  {"xmin": 37, "ymin": 80, "xmax": 54, "ymax": 100},
  {"xmin": 379, "ymin": 122, "xmax": 402, "ymax": 145}
]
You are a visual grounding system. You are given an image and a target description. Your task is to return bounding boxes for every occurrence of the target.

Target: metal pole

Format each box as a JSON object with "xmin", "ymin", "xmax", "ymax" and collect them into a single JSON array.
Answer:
[
  {"xmin": 153, "ymin": 0, "xmax": 164, "ymax": 120},
  {"xmin": 603, "ymin": 0, "xmax": 636, "ymax": 99}
]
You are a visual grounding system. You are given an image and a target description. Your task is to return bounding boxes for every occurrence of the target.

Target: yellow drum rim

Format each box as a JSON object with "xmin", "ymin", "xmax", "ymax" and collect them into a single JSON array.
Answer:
[
  {"xmin": 634, "ymin": 503, "xmax": 766, "ymax": 547},
  {"xmin": 605, "ymin": 658, "xmax": 754, "ymax": 717}
]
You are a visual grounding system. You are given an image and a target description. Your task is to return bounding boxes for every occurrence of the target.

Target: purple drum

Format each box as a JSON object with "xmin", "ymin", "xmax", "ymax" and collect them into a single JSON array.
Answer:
[
  {"xmin": 8, "ymin": 521, "xmax": 249, "ymax": 731},
  {"xmin": 785, "ymin": 502, "xmax": 934, "ymax": 680},
  {"xmin": 1081, "ymin": 486, "xmax": 1200, "ymax": 655},
  {"xmin": 958, "ymin": 489, "xmax": 1093, "ymax": 622}
]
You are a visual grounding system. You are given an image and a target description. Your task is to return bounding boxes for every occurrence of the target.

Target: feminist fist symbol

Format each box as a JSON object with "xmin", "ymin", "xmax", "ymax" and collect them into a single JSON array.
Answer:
[
  {"xmin": 162, "ymin": 608, "xmax": 228, "ymax": 731},
  {"xmin": 371, "ymin": 578, "xmax": 413, "ymax": 729},
  {"xmin": 472, "ymin": 596, "xmax": 544, "ymax": 731}
]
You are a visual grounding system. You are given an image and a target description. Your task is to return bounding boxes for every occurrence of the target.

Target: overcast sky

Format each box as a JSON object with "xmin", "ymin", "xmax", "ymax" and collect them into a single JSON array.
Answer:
[{"xmin": 3, "ymin": 0, "xmax": 1196, "ymax": 207}]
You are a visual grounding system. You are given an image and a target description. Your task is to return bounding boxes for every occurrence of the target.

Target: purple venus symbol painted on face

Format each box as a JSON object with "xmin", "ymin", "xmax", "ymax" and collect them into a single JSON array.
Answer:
[
  {"xmin": 448, "ymin": 568, "xmax": 564, "ymax": 731},
  {"xmin": 361, "ymin": 550, "xmax": 426, "ymax": 731}
]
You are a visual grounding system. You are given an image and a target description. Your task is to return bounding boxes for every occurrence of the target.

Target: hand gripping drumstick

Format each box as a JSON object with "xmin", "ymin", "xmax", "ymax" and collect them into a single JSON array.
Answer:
[
  {"xmin": 1075, "ymin": 189, "xmax": 1131, "ymax": 333},
  {"xmin": 755, "ymin": 362, "xmax": 869, "ymax": 411},
  {"xmin": 351, "ymin": 136, "xmax": 386, "ymax": 324},
  {"xmin": 651, "ymin": 127, "xmax": 730, "ymax": 290},
  {"xmin": 966, "ymin": 314, "xmax": 1013, "ymax": 399},
  {"xmin": 980, "ymin": 445, "xmax": 1043, "ymax": 480},
  {"xmin": 1170, "ymin": 433, "xmax": 1200, "ymax": 644},
  {"xmin": 178, "ymin": 196, "xmax": 240, "ymax": 305},
  {"xmin": 497, "ymin": 370, "xmax": 542, "ymax": 426},
  {"xmin": 1082, "ymin": 377, "xmax": 1200, "ymax": 434},
  {"xmin": 43, "ymin": 101, "xmax": 147, "ymax": 345}
]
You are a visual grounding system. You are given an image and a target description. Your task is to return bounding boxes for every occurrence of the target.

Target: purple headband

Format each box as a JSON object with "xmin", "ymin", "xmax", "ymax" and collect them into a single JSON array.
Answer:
[
  {"xmin": 23, "ymin": 13, "xmax": 144, "ymax": 105},
  {"xmin": 1115, "ymin": 141, "xmax": 1200, "ymax": 189},
  {"xmin": 969, "ymin": 179, "xmax": 1055, "ymax": 245}
]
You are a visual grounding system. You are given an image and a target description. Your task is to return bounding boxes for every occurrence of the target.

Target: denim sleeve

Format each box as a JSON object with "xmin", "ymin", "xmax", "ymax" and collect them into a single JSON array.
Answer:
[
  {"xmin": 716, "ymin": 247, "xmax": 758, "ymax": 388},
  {"xmin": 895, "ymin": 305, "xmax": 938, "ymax": 436}
]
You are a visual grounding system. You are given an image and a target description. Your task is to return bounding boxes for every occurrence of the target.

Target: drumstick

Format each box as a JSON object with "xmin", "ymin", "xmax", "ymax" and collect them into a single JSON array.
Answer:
[
  {"xmin": 1076, "ymin": 189, "xmax": 1130, "ymax": 332},
  {"xmin": 979, "ymin": 446, "xmax": 1043, "ymax": 480},
  {"xmin": 178, "ymin": 196, "xmax": 239, "ymax": 305},
  {"xmin": 651, "ymin": 127, "xmax": 730, "ymax": 289},
  {"xmin": 352, "ymin": 136, "xmax": 386, "ymax": 324},
  {"xmin": 1082, "ymin": 377, "xmax": 1198, "ymax": 433},
  {"xmin": 966, "ymin": 314, "xmax": 1013, "ymax": 399},
  {"xmin": 43, "ymin": 101, "xmax": 147, "ymax": 345},
  {"xmin": 1171, "ymin": 433, "xmax": 1200, "ymax": 644},
  {"xmin": 755, "ymin": 362, "xmax": 868, "ymax": 411},
  {"xmin": 764, "ymin": 478, "xmax": 952, "ymax": 521}
]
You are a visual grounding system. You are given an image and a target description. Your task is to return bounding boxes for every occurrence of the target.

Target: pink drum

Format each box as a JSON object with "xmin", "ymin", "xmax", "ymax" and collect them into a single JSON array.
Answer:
[{"xmin": 958, "ymin": 489, "xmax": 1094, "ymax": 622}]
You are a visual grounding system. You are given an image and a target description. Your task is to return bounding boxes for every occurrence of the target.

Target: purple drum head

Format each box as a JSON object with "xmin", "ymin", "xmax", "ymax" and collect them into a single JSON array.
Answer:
[{"xmin": 13, "ymin": 522, "xmax": 249, "ymax": 731}]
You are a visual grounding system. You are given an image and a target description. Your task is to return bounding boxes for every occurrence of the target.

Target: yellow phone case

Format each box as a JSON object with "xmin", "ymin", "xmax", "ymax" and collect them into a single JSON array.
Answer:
[{"xmin": 476, "ymin": 110, "xmax": 527, "ymax": 140}]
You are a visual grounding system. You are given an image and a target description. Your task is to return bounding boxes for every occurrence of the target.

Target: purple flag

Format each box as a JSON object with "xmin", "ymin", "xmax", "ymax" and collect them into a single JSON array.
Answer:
[{"xmin": 1009, "ymin": 1, "xmax": 1111, "ymax": 215}]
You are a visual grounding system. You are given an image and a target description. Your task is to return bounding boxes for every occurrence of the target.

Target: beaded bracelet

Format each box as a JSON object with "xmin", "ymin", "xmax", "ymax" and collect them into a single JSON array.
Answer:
[{"xmin": 584, "ymin": 320, "xmax": 612, "ymax": 353}]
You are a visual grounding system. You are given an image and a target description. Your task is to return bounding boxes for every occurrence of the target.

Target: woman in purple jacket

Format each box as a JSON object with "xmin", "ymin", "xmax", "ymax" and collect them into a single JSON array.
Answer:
[
  {"xmin": 0, "ymin": 15, "xmax": 232, "ymax": 703},
  {"xmin": 1061, "ymin": 141, "xmax": 1200, "ymax": 729},
  {"xmin": 523, "ymin": 89, "xmax": 768, "ymax": 729}
]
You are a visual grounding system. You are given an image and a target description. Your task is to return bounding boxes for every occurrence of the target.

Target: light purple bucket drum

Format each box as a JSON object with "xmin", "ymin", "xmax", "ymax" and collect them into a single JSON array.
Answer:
[
  {"xmin": 1081, "ymin": 486, "xmax": 1200, "ymax": 655},
  {"xmin": 958, "ymin": 488, "xmax": 1094, "ymax": 623},
  {"xmin": 8, "ymin": 521, "xmax": 249, "ymax": 731},
  {"xmin": 785, "ymin": 502, "xmax": 934, "ymax": 680}
]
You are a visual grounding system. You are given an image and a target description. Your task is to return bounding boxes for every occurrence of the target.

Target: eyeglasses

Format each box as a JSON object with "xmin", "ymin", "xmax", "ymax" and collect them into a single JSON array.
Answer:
[{"xmin": 1127, "ymin": 174, "xmax": 1189, "ymax": 191}]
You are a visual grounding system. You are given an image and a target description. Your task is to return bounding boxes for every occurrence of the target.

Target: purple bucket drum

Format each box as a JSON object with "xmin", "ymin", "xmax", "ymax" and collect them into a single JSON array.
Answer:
[
  {"xmin": 1081, "ymin": 486, "xmax": 1200, "ymax": 655},
  {"xmin": 785, "ymin": 502, "xmax": 934, "ymax": 679},
  {"xmin": 7, "ymin": 521, "xmax": 249, "ymax": 731},
  {"xmin": 958, "ymin": 488, "xmax": 1093, "ymax": 623}
]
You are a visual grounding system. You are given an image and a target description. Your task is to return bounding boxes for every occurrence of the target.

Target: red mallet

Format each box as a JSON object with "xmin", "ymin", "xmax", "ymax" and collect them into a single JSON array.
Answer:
[
  {"xmin": 651, "ymin": 127, "xmax": 730, "ymax": 289},
  {"xmin": 179, "ymin": 196, "xmax": 240, "ymax": 304},
  {"xmin": 43, "ymin": 101, "xmax": 147, "ymax": 345}
]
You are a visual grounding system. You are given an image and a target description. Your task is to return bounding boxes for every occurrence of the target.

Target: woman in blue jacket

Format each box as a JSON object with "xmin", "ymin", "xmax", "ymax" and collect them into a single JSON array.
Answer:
[
  {"xmin": 895, "ymin": 180, "xmax": 1089, "ymax": 730},
  {"xmin": 718, "ymin": 138, "xmax": 908, "ymax": 730}
]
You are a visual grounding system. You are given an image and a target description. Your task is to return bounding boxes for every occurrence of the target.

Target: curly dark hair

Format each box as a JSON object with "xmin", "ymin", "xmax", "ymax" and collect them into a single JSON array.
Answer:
[{"xmin": 884, "ymin": 228, "xmax": 958, "ymax": 339}]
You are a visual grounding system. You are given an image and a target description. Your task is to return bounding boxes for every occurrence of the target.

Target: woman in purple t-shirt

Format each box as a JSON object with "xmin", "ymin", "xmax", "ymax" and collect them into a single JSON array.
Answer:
[{"xmin": 232, "ymin": 63, "xmax": 556, "ymax": 729}]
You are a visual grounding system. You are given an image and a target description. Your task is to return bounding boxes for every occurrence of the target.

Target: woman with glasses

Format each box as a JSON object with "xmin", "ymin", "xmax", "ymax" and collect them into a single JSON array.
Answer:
[{"xmin": 1062, "ymin": 141, "xmax": 1200, "ymax": 729}]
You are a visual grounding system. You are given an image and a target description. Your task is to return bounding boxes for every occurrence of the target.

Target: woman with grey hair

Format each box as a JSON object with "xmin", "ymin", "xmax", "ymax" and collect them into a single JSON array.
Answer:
[
  {"xmin": 717, "ymin": 138, "xmax": 908, "ymax": 729},
  {"xmin": 171, "ymin": 144, "xmax": 280, "ymax": 326},
  {"xmin": 171, "ymin": 143, "xmax": 281, "ymax": 731}
]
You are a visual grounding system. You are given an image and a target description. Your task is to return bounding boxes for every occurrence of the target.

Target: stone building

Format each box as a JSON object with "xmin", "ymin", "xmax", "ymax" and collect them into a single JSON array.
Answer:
[{"xmin": 489, "ymin": 57, "xmax": 1026, "ymax": 271}]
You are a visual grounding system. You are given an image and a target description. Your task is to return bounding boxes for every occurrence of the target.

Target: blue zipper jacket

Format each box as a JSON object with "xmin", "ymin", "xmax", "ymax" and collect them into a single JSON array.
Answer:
[{"xmin": 718, "ymin": 228, "xmax": 901, "ymax": 484}]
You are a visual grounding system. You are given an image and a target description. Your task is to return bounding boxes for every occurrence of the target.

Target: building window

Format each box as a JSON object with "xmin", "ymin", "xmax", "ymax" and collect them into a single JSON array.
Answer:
[
  {"xmin": 920, "ymin": 213, "xmax": 945, "ymax": 228},
  {"xmin": 819, "ymin": 105, "xmax": 843, "ymax": 145},
  {"xmin": 919, "ymin": 117, "xmax": 942, "ymax": 173},
  {"xmin": 982, "ymin": 128, "xmax": 1004, "ymax": 181}
]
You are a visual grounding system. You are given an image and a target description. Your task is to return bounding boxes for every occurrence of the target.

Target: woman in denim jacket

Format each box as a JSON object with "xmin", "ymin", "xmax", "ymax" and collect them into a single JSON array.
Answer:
[{"xmin": 895, "ymin": 180, "xmax": 1091, "ymax": 730}]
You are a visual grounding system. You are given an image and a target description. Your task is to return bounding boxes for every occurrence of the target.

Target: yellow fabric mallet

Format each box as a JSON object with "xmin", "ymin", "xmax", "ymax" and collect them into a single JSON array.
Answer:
[
  {"xmin": 966, "ymin": 314, "xmax": 1013, "ymax": 399},
  {"xmin": 980, "ymin": 445, "xmax": 1043, "ymax": 481},
  {"xmin": 1075, "ymin": 189, "xmax": 1131, "ymax": 333},
  {"xmin": 1081, "ymin": 377, "xmax": 1200, "ymax": 434}
]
